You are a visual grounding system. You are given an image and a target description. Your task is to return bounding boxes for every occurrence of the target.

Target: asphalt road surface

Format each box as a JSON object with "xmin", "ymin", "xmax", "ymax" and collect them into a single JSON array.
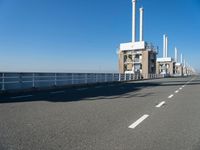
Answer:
[{"xmin": 0, "ymin": 76, "xmax": 200, "ymax": 150}]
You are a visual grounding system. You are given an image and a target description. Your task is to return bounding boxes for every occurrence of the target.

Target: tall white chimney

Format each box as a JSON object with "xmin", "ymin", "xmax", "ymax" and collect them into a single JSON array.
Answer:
[
  {"xmin": 165, "ymin": 36, "xmax": 168, "ymax": 58},
  {"xmin": 184, "ymin": 59, "xmax": 186, "ymax": 67},
  {"xmin": 132, "ymin": 0, "xmax": 136, "ymax": 42},
  {"xmin": 163, "ymin": 34, "xmax": 166, "ymax": 58},
  {"xmin": 139, "ymin": 7, "xmax": 144, "ymax": 41},
  {"xmin": 175, "ymin": 47, "xmax": 178, "ymax": 62},
  {"xmin": 181, "ymin": 54, "xmax": 183, "ymax": 64}
]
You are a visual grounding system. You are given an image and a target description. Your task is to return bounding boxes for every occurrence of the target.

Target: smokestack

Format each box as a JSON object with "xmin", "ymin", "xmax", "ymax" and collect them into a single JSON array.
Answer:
[
  {"xmin": 184, "ymin": 59, "xmax": 186, "ymax": 67},
  {"xmin": 163, "ymin": 34, "xmax": 166, "ymax": 58},
  {"xmin": 181, "ymin": 54, "xmax": 183, "ymax": 64},
  {"xmin": 139, "ymin": 7, "xmax": 144, "ymax": 41},
  {"xmin": 175, "ymin": 47, "xmax": 178, "ymax": 62},
  {"xmin": 165, "ymin": 36, "xmax": 168, "ymax": 58},
  {"xmin": 132, "ymin": 0, "xmax": 136, "ymax": 42}
]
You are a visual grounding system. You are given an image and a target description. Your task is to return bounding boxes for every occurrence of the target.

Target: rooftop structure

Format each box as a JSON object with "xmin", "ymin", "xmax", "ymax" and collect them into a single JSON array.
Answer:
[{"xmin": 118, "ymin": 0, "xmax": 157, "ymax": 77}]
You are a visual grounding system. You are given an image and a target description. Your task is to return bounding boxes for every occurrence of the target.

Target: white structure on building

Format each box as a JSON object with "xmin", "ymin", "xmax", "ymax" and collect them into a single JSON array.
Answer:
[{"xmin": 118, "ymin": 0, "xmax": 157, "ymax": 76}]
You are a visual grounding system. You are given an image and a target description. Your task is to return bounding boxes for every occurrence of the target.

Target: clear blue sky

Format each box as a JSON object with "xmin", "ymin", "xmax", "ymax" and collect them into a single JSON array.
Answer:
[{"xmin": 0, "ymin": 0, "xmax": 199, "ymax": 73}]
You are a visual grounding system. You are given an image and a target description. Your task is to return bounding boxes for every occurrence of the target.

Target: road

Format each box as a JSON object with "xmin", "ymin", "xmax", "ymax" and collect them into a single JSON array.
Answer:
[{"xmin": 0, "ymin": 76, "xmax": 200, "ymax": 150}]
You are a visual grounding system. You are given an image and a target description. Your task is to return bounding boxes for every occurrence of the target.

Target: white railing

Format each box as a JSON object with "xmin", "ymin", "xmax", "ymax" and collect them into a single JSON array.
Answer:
[{"xmin": 0, "ymin": 72, "xmax": 164, "ymax": 91}]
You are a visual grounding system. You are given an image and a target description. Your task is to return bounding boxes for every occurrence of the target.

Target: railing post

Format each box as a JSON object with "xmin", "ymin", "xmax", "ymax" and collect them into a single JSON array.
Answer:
[
  {"xmin": 2, "ymin": 73, "xmax": 5, "ymax": 91},
  {"xmin": 96, "ymin": 74, "xmax": 98, "ymax": 83},
  {"xmin": 32, "ymin": 73, "xmax": 35, "ymax": 88},
  {"xmin": 85, "ymin": 74, "xmax": 87, "ymax": 84},
  {"xmin": 54, "ymin": 73, "xmax": 57, "ymax": 86},
  {"xmin": 72, "ymin": 73, "xmax": 74, "ymax": 85},
  {"xmin": 119, "ymin": 74, "xmax": 121, "ymax": 82}
]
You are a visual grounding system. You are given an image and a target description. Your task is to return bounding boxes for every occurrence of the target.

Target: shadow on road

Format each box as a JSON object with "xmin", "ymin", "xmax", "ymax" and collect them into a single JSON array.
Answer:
[
  {"xmin": 0, "ymin": 82, "xmax": 160, "ymax": 103},
  {"xmin": 0, "ymin": 77, "xmax": 199, "ymax": 104}
]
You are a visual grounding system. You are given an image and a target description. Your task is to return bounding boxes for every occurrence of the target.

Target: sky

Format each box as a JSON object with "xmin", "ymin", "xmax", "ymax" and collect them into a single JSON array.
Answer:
[{"xmin": 0, "ymin": 0, "xmax": 200, "ymax": 73}]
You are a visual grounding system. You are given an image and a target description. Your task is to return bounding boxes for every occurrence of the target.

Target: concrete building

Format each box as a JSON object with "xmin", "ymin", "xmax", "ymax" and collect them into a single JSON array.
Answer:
[
  {"xmin": 156, "ymin": 35, "xmax": 175, "ymax": 76},
  {"xmin": 118, "ymin": 0, "xmax": 157, "ymax": 77}
]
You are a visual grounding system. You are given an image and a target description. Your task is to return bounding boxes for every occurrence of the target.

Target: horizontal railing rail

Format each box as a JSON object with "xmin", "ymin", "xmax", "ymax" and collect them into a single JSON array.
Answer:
[{"xmin": 0, "ymin": 72, "xmax": 164, "ymax": 91}]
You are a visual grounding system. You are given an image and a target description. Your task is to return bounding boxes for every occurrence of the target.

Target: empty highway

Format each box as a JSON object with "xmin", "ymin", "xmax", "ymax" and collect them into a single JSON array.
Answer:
[{"xmin": 0, "ymin": 76, "xmax": 200, "ymax": 150}]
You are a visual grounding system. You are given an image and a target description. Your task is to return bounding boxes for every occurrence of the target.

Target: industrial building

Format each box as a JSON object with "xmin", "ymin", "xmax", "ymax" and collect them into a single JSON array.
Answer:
[
  {"xmin": 156, "ymin": 35, "xmax": 176, "ymax": 76},
  {"xmin": 118, "ymin": 0, "xmax": 157, "ymax": 77}
]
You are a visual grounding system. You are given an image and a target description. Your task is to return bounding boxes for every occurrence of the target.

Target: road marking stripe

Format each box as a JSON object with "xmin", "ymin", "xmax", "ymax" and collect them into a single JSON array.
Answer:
[
  {"xmin": 175, "ymin": 90, "xmax": 179, "ymax": 93},
  {"xmin": 179, "ymin": 87, "xmax": 182, "ymax": 90},
  {"xmin": 128, "ymin": 114, "xmax": 149, "ymax": 129},
  {"xmin": 11, "ymin": 95, "xmax": 33, "ymax": 99},
  {"xmin": 156, "ymin": 101, "xmax": 166, "ymax": 108},
  {"xmin": 168, "ymin": 94, "xmax": 174, "ymax": 99},
  {"xmin": 182, "ymin": 85, "xmax": 185, "ymax": 88},
  {"xmin": 51, "ymin": 91, "xmax": 65, "ymax": 94}
]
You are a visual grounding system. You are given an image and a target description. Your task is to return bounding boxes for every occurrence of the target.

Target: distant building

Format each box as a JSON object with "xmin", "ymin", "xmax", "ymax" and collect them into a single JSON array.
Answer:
[
  {"xmin": 156, "ymin": 35, "xmax": 176, "ymax": 76},
  {"xmin": 118, "ymin": 0, "xmax": 157, "ymax": 77}
]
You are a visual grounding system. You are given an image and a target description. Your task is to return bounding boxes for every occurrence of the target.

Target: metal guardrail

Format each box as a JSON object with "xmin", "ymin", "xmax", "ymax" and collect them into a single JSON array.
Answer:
[{"xmin": 0, "ymin": 72, "xmax": 164, "ymax": 91}]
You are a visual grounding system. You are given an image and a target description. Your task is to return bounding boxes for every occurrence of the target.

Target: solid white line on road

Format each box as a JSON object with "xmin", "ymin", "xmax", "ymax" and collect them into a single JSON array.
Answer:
[
  {"xmin": 128, "ymin": 114, "xmax": 149, "ymax": 129},
  {"xmin": 11, "ymin": 95, "xmax": 33, "ymax": 99},
  {"xmin": 175, "ymin": 90, "xmax": 179, "ymax": 93},
  {"xmin": 168, "ymin": 94, "xmax": 174, "ymax": 99},
  {"xmin": 156, "ymin": 101, "xmax": 166, "ymax": 108},
  {"xmin": 51, "ymin": 91, "xmax": 65, "ymax": 94}
]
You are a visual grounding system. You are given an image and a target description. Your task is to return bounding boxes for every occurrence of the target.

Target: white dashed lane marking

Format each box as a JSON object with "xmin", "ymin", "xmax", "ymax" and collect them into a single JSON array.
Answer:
[
  {"xmin": 168, "ymin": 94, "xmax": 174, "ymax": 99},
  {"xmin": 156, "ymin": 101, "xmax": 166, "ymax": 108},
  {"xmin": 128, "ymin": 114, "xmax": 149, "ymax": 129},
  {"xmin": 175, "ymin": 90, "xmax": 179, "ymax": 93}
]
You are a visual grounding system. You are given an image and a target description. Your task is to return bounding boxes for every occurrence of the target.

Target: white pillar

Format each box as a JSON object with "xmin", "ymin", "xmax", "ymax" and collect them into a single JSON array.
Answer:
[
  {"xmin": 181, "ymin": 54, "xmax": 183, "ymax": 64},
  {"xmin": 132, "ymin": 0, "xmax": 136, "ymax": 42},
  {"xmin": 184, "ymin": 59, "xmax": 186, "ymax": 67},
  {"xmin": 163, "ymin": 34, "xmax": 166, "ymax": 58},
  {"xmin": 165, "ymin": 36, "xmax": 168, "ymax": 58},
  {"xmin": 175, "ymin": 47, "xmax": 178, "ymax": 62},
  {"xmin": 139, "ymin": 7, "xmax": 144, "ymax": 41}
]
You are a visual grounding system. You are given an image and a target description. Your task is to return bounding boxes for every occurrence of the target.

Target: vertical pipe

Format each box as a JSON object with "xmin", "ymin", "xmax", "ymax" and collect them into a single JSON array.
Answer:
[
  {"xmin": 132, "ymin": 0, "xmax": 136, "ymax": 42},
  {"xmin": 139, "ymin": 7, "xmax": 144, "ymax": 41},
  {"xmin": 184, "ymin": 59, "xmax": 186, "ymax": 67},
  {"xmin": 165, "ymin": 36, "xmax": 168, "ymax": 58},
  {"xmin": 175, "ymin": 47, "xmax": 178, "ymax": 62},
  {"xmin": 181, "ymin": 54, "xmax": 183, "ymax": 64},
  {"xmin": 163, "ymin": 34, "xmax": 166, "ymax": 58}
]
